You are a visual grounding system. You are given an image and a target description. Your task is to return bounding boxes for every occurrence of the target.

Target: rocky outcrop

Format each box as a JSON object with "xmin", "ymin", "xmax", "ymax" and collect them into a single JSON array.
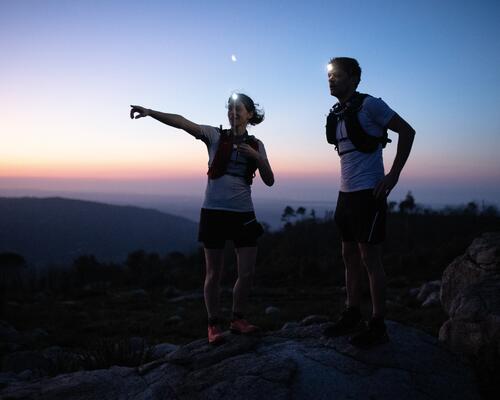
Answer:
[
  {"xmin": 408, "ymin": 280, "xmax": 441, "ymax": 307},
  {"xmin": 439, "ymin": 232, "xmax": 500, "ymax": 359},
  {"xmin": 441, "ymin": 232, "xmax": 500, "ymax": 313},
  {"xmin": 1, "ymin": 322, "xmax": 480, "ymax": 399},
  {"xmin": 0, "ymin": 320, "xmax": 49, "ymax": 354}
]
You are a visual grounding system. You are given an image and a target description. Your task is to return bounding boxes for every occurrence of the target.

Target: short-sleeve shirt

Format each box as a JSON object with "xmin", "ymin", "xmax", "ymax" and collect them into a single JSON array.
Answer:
[
  {"xmin": 196, "ymin": 125, "xmax": 267, "ymax": 212},
  {"xmin": 336, "ymin": 96, "xmax": 396, "ymax": 192}
]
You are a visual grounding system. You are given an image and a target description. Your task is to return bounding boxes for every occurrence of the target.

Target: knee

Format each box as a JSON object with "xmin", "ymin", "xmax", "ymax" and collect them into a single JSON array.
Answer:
[
  {"xmin": 342, "ymin": 246, "xmax": 360, "ymax": 267},
  {"xmin": 205, "ymin": 268, "xmax": 222, "ymax": 284},
  {"xmin": 238, "ymin": 268, "xmax": 254, "ymax": 283},
  {"xmin": 359, "ymin": 251, "xmax": 381, "ymax": 273}
]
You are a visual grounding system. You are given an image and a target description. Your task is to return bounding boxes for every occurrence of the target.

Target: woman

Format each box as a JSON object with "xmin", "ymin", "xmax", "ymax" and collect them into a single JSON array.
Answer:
[{"xmin": 130, "ymin": 93, "xmax": 274, "ymax": 344}]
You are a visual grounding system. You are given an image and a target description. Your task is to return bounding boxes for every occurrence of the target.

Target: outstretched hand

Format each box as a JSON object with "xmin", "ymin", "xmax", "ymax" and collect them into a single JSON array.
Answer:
[
  {"xmin": 373, "ymin": 172, "xmax": 399, "ymax": 201},
  {"xmin": 130, "ymin": 105, "xmax": 150, "ymax": 119}
]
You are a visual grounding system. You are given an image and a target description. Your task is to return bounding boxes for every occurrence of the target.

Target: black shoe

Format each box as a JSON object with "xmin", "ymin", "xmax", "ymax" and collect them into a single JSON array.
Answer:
[
  {"xmin": 322, "ymin": 307, "xmax": 362, "ymax": 338},
  {"xmin": 349, "ymin": 318, "xmax": 389, "ymax": 349}
]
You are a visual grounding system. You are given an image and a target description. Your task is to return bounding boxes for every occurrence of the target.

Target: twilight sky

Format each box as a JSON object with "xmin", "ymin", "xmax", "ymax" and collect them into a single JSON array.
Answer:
[{"xmin": 1, "ymin": 0, "xmax": 500, "ymax": 206}]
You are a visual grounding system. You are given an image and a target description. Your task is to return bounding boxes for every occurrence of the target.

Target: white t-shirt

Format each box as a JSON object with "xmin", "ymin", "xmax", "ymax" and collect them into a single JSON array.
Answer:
[
  {"xmin": 336, "ymin": 96, "xmax": 396, "ymax": 192},
  {"xmin": 197, "ymin": 125, "xmax": 267, "ymax": 212}
]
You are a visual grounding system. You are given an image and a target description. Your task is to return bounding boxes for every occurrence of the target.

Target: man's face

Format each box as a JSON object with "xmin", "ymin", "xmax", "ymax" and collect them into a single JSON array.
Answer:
[{"xmin": 328, "ymin": 63, "xmax": 356, "ymax": 98}]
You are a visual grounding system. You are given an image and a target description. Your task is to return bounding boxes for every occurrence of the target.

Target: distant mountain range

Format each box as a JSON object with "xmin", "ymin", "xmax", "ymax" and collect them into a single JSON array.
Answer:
[{"xmin": 0, "ymin": 197, "xmax": 198, "ymax": 266}]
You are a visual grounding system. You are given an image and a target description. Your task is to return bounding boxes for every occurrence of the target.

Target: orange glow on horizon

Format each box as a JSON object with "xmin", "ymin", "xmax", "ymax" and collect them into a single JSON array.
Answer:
[
  {"xmin": 0, "ymin": 157, "xmax": 341, "ymax": 180},
  {"xmin": 0, "ymin": 161, "xmax": 202, "ymax": 179},
  {"xmin": 1, "ymin": 157, "xmax": 498, "ymax": 183}
]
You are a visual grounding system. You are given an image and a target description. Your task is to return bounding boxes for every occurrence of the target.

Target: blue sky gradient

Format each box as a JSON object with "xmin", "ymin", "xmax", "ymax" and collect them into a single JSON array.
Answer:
[{"xmin": 1, "ymin": 0, "xmax": 500, "ymax": 206}]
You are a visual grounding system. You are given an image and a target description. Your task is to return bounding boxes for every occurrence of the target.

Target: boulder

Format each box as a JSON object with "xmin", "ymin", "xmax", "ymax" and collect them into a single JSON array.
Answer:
[
  {"xmin": 162, "ymin": 286, "xmax": 182, "ymax": 299},
  {"xmin": 441, "ymin": 232, "xmax": 500, "ymax": 313},
  {"xmin": 421, "ymin": 291, "xmax": 440, "ymax": 307},
  {"xmin": 112, "ymin": 289, "xmax": 150, "ymax": 303},
  {"xmin": 0, "ymin": 321, "xmax": 52, "ymax": 354},
  {"xmin": 0, "ymin": 320, "xmax": 24, "ymax": 352},
  {"xmin": 281, "ymin": 321, "xmax": 300, "ymax": 330},
  {"xmin": 1, "ymin": 322, "xmax": 481, "ymax": 399},
  {"xmin": 168, "ymin": 292, "xmax": 204, "ymax": 303},
  {"xmin": 151, "ymin": 343, "xmax": 178, "ymax": 360},
  {"xmin": 416, "ymin": 280, "xmax": 440, "ymax": 303},
  {"xmin": 407, "ymin": 280, "xmax": 442, "ymax": 308},
  {"xmin": 265, "ymin": 306, "xmax": 280, "ymax": 315},
  {"xmin": 439, "ymin": 276, "xmax": 500, "ymax": 356},
  {"xmin": 0, "ymin": 320, "xmax": 20, "ymax": 343},
  {"xmin": 167, "ymin": 315, "xmax": 183, "ymax": 324},
  {"xmin": 439, "ymin": 232, "xmax": 500, "ymax": 362},
  {"xmin": 299, "ymin": 315, "xmax": 329, "ymax": 326},
  {"xmin": 2, "ymin": 350, "xmax": 54, "ymax": 376},
  {"xmin": 0, "ymin": 372, "xmax": 22, "ymax": 388},
  {"xmin": 41, "ymin": 346, "xmax": 84, "ymax": 372}
]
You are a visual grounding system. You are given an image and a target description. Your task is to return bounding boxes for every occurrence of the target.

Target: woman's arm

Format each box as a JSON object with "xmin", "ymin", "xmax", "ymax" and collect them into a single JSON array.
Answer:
[
  {"xmin": 130, "ymin": 105, "xmax": 202, "ymax": 138},
  {"xmin": 238, "ymin": 143, "xmax": 275, "ymax": 186},
  {"xmin": 256, "ymin": 156, "xmax": 275, "ymax": 186}
]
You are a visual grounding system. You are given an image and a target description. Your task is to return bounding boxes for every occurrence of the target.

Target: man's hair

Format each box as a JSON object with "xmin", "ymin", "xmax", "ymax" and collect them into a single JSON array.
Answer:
[{"xmin": 329, "ymin": 57, "xmax": 362, "ymax": 87}]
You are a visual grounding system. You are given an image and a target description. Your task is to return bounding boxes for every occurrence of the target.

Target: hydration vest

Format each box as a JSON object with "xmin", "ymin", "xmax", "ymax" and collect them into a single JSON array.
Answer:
[
  {"xmin": 207, "ymin": 126, "xmax": 260, "ymax": 185},
  {"xmin": 326, "ymin": 92, "xmax": 391, "ymax": 156}
]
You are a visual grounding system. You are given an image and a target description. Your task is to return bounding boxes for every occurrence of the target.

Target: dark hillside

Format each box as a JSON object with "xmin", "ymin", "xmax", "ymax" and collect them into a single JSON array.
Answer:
[{"xmin": 0, "ymin": 197, "xmax": 198, "ymax": 265}]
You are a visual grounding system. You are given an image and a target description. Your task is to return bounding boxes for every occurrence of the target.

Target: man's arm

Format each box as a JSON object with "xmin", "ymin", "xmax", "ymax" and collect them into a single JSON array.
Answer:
[
  {"xmin": 130, "ymin": 105, "xmax": 202, "ymax": 138},
  {"xmin": 373, "ymin": 113, "xmax": 415, "ymax": 200}
]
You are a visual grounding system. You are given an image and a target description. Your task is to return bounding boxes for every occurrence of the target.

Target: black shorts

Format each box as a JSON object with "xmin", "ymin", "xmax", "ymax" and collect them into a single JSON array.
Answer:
[
  {"xmin": 334, "ymin": 189, "xmax": 387, "ymax": 244},
  {"xmin": 198, "ymin": 208, "xmax": 264, "ymax": 249}
]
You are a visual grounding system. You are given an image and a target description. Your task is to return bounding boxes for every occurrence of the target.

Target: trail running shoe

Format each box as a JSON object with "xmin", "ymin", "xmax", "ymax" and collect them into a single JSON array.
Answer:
[
  {"xmin": 230, "ymin": 319, "xmax": 260, "ymax": 334},
  {"xmin": 208, "ymin": 325, "xmax": 224, "ymax": 345},
  {"xmin": 349, "ymin": 318, "xmax": 389, "ymax": 349},
  {"xmin": 322, "ymin": 307, "xmax": 362, "ymax": 338}
]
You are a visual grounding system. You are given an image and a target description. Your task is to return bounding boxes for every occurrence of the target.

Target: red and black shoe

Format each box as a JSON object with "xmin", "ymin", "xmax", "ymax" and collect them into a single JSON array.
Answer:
[
  {"xmin": 230, "ymin": 319, "xmax": 260, "ymax": 335},
  {"xmin": 208, "ymin": 324, "xmax": 225, "ymax": 345}
]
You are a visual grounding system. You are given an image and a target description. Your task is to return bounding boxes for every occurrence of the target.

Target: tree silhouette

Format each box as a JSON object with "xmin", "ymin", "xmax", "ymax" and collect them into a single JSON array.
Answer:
[
  {"xmin": 399, "ymin": 191, "xmax": 416, "ymax": 214},
  {"xmin": 281, "ymin": 206, "xmax": 295, "ymax": 223},
  {"xmin": 125, "ymin": 250, "xmax": 165, "ymax": 287},
  {"xmin": 464, "ymin": 201, "xmax": 478, "ymax": 216},
  {"xmin": 73, "ymin": 255, "xmax": 102, "ymax": 285},
  {"xmin": 296, "ymin": 207, "xmax": 306, "ymax": 219}
]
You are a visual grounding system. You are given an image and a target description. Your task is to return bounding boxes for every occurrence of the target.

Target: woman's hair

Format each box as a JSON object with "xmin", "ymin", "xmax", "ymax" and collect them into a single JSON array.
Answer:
[{"xmin": 227, "ymin": 93, "xmax": 265, "ymax": 125}]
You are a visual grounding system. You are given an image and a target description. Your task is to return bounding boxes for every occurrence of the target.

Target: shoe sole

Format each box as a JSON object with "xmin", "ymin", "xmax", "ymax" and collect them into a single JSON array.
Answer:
[
  {"xmin": 230, "ymin": 328, "xmax": 260, "ymax": 335},
  {"xmin": 322, "ymin": 327, "xmax": 362, "ymax": 338},
  {"xmin": 322, "ymin": 323, "xmax": 364, "ymax": 338},
  {"xmin": 208, "ymin": 337, "xmax": 225, "ymax": 345}
]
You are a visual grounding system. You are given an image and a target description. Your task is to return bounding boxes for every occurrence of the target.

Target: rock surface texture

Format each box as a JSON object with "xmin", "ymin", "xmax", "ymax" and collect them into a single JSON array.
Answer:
[
  {"xmin": 1, "ymin": 322, "xmax": 480, "ymax": 400},
  {"xmin": 439, "ymin": 232, "xmax": 500, "ymax": 360}
]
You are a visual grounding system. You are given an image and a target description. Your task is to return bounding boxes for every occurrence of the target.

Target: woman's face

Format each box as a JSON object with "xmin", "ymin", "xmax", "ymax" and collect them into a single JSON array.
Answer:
[{"xmin": 228, "ymin": 101, "xmax": 253, "ymax": 129}]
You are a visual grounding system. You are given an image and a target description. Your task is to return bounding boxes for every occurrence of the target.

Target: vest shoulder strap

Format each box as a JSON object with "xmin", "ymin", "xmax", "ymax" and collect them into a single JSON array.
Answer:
[
  {"xmin": 207, "ymin": 128, "xmax": 260, "ymax": 184},
  {"xmin": 326, "ymin": 93, "xmax": 391, "ymax": 154}
]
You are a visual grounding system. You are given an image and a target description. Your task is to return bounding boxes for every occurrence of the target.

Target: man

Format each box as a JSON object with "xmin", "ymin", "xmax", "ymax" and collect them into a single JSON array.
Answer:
[{"xmin": 323, "ymin": 57, "xmax": 415, "ymax": 348}]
